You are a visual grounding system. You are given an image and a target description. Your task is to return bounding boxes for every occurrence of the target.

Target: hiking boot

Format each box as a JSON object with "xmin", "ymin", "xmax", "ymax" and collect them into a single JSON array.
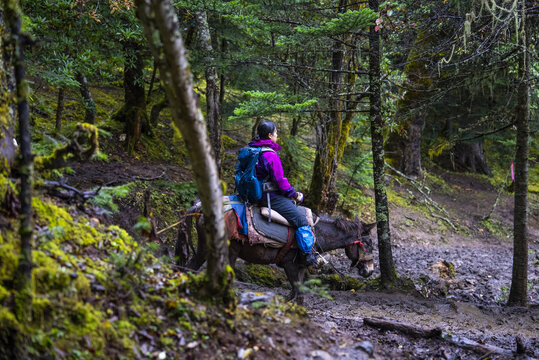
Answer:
[{"xmin": 302, "ymin": 251, "xmax": 319, "ymax": 268}]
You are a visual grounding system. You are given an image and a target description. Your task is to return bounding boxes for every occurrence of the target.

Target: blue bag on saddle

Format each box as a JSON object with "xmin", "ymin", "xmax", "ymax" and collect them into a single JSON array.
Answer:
[
  {"xmin": 295, "ymin": 225, "xmax": 314, "ymax": 253},
  {"xmin": 235, "ymin": 147, "xmax": 264, "ymax": 203}
]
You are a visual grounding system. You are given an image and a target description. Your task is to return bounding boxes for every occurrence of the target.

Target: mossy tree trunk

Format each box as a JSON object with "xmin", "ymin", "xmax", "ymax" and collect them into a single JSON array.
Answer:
[
  {"xmin": 385, "ymin": 32, "xmax": 433, "ymax": 177},
  {"xmin": 136, "ymin": 0, "xmax": 234, "ymax": 307},
  {"xmin": 434, "ymin": 99, "xmax": 491, "ymax": 175},
  {"xmin": 0, "ymin": 16, "xmax": 16, "ymax": 172},
  {"xmin": 196, "ymin": 11, "xmax": 222, "ymax": 173},
  {"xmin": 76, "ymin": 72, "xmax": 96, "ymax": 124},
  {"xmin": 308, "ymin": 14, "xmax": 345, "ymax": 214},
  {"xmin": 123, "ymin": 40, "xmax": 149, "ymax": 155},
  {"xmin": 3, "ymin": 0, "xmax": 34, "ymax": 329},
  {"xmin": 308, "ymin": 1, "xmax": 364, "ymax": 214},
  {"xmin": 508, "ymin": 8, "xmax": 529, "ymax": 307},
  {"xmin": 55, "ymin": 87, "xmax": 64, "ymax": 132},
  {"xmin": 369, "ymin": 0, "xmax": 396, "ymax": 286}
]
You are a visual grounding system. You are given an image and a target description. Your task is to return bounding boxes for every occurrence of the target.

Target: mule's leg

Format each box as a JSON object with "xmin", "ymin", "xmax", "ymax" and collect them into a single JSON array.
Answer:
[
  {"xmin": 282, "ymin": 261, "xmax": 301, "ymax": 302},
  {"xmin": 295, "ymin": 267, "xmax": 307, "ymax": 305},
  {"xmin": 228, "ymin": 241, "xmax": 240, "ymax": 269},
  {"xmin": 186, "ymin": 219, "xmax": 207, "ymax": 270}
]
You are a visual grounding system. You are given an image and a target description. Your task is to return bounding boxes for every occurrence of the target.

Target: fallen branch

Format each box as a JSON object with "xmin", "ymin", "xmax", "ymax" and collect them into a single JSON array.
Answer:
[
  {"xmin": 363, "ymin": 317, "xmax": 442, "ymax": 338},
  {"xmin": 443, "ymin": 334, "xmax": 514, "ymax": 358},
  {"xmin": 482, "ymin": 171, "xmax": 510, "ymax": 221},
  {"xmin": 422, "ymin": 199, "xmax": 458, "ymax": 231},
  {"xmin": 105, "ymin": 171, "xmax": 166, "ymax": 187},
  {"xmin": 385, "ymin": 163, "xmax": 457, "ymax": 230},
  {"xmin": 42, "ymin": 180, "xmax": 101, "ymax": 205},
  {"xmin": 363, "ymin": 317, "xmax": 515, "ymax": 357},
  {"xmin": 156, "ymin": 212, "xmax": 201, "ymax": 235}
]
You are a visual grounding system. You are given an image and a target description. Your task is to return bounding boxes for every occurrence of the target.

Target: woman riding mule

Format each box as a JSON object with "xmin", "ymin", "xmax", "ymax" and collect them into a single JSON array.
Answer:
[
  {"xmin": 245, "ymin": 120, "xmax": 318, "ymax": 267},
  {"xmin": 182, "ymin": 207, "xmax": 376, "ymax": 303}
]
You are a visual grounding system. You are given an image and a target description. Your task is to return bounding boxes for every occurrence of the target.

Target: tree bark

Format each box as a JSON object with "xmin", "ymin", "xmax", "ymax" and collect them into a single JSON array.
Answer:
[
  {"xmin": 76, "ymin": 72, "xmax": 96, "ymax": 124},
  {"xmin": 196, "ymin": 11, "xmax": 222, "ymax": 173},
  {"xmin": 308, "ymin": 14, "xmax": 345, "ymax": 214},
  {"xmin": 508, "ymin": 7, "xmax": 529, "ymax": 307},
  {"xmin": 55, "ymin": 87, "xmax": 65, "ymax": 132},
  {"xmin": 123, "ymin": 40, "xmax": 148, "ymax": 154},
  {"xmin": 150, "ymin": 97, "xmax": 168, "ymax": 127},
  {"xmin": 4, "ymin": 0, "xmax": 34, "ymax": 326},
  {"xmin": 147, "ymin": 59, "xmax": 157, "ymax": 101},
  {"xmin": 0, "ymin": 12, "xmax": 16, "ymax": 172},
  {"xmin": 136, "ymin": 0, "xmax": 234, "ymax": 306},
  {"xmin": 385, "ymin": 32, "xmax": 433, "ymax": 177},
  {"xmin": 369, "ymin": 0, "xmax": 396, "ymax": 286}
]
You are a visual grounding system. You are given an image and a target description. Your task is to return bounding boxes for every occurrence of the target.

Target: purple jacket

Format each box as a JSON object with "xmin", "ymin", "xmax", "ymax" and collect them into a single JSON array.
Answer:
[{"xmin": 249, "ymin": 139, "xmax": 296, "ymax": 199}]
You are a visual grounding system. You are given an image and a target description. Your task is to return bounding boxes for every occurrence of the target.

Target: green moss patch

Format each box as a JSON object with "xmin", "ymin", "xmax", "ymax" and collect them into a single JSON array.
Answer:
[{"xmin": 236, "ymin": 263, "xmax": 289, "ymax": 288}]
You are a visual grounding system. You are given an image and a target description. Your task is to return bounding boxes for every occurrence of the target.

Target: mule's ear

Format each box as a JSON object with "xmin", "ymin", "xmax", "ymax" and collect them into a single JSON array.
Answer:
[
  {"xmin": 355, "ymin": 215, "xmax": 360, "ymax": 223},
  {"xmin": 364, "ymin": 222, "xmax": 377, "ymax": 232}
]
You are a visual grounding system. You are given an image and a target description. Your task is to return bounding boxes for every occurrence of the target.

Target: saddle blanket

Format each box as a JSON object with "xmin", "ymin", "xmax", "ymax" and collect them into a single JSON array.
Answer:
[{"xmin": 223, "ymin": 196, "xmax": 312, "ymax": 248}]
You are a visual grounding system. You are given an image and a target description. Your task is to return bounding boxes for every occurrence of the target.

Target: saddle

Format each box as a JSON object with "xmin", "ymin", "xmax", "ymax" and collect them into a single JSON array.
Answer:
[{"xmin": 223, "ymin": 196, "xmax": 316, "ymax": 249}]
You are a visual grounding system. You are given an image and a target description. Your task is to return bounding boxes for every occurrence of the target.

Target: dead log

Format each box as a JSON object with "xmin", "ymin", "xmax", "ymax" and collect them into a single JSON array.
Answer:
[
  {"xmin": 363, "ymin": 317, "xmax": 515, "ymax": 357},
  {"xmin": 443, "ymin": 334, "xmax": 514, "ymax": 357},
  {"xmin": 363, "ymin": 317, "xmax": 442, "ymax": 338}
]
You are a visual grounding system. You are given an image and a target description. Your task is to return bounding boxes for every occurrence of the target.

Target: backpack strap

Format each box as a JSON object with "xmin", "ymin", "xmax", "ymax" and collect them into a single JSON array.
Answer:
[{"xmin": 260, "ymin": 146, "xmax": 276, "ymax": 154}]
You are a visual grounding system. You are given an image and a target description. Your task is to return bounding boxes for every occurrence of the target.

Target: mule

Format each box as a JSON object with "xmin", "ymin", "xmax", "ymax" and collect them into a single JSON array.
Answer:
[{"xmin": 179, "ymin": 201, "xmax": 376, "ymax": 303}]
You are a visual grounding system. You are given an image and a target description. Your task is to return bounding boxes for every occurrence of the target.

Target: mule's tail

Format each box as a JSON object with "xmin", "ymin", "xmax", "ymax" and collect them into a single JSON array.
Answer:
[{"xmin": 183, "ymin": 201, "xmax": 206, "ymax": 270}]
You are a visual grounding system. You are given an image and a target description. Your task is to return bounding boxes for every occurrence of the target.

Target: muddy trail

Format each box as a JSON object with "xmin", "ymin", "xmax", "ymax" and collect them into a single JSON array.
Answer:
[
  {"xmin": 65, "ymin": 155, "xmax": 539, "ymax": 359},
  {"xmin": 234, "ymin": 231, "xmax": 538, "ymax": 359},
  {"xmin": 233, "ymin": 170, "xmax": 539, "ymax": 359}
]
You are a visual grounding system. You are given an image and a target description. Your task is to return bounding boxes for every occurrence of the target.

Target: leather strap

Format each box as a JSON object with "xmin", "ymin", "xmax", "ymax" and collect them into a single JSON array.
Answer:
[{"xmin": 274, "ymin": 227, "xmax": 296, "ymax": 265}]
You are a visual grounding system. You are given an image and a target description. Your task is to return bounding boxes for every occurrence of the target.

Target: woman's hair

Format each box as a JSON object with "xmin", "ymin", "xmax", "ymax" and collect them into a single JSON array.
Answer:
[{"xmin": 256, "ymin": 120, "xmax": 276, "ymax": 140}]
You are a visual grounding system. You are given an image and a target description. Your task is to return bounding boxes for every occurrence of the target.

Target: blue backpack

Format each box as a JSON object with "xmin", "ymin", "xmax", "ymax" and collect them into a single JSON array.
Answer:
[{"xmin": 235, "ymin": 147, "xmax": 275, "ymax": 203}]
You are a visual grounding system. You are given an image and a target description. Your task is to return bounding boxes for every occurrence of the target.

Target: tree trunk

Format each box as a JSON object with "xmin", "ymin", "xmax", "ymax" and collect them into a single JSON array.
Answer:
[
  {"xmin": 508, "ymin": 8, "xmax": 529, "ymax": 307},
  {"xmin": 0, "ymin": 13, "xmax": 16, "ymax": 172},
  {"xmin": 0, "ymin": 8, "xmax": 25, "ymax": 357},
  {"xmin": 308, "ymin": 32, "xmax": 345, "ymax": 214},
  {"xmin": 150, "ymin": 97, "xmax": 168, "ymax": 127},
  {"xmin": 385, "ymin": 32, "xmax": 433, "ymax": 177},
  {"xmin": 369, "ymin": 0, "xmax": 396, "ymax": 286},
  {"xmin": 451, "ymin": 141, "xmax": 490, "ymax": 175},
  {"xmin": 219, "ymin": 37, "xmax": 226, "ymax": 106},
  {"xmin": 4, "ymin": 0, "xmax": 34, "ymax": 327},
  {"xmin": 147, "ymin": 59, "xmax": 157, "ymax": 101},
  {"xmin": 55, "ymin": 87, "xmax": 65, "ymax": 132},
  {"xmin": 196, "ymin": 11, "xmax": 222, "ymax": 173},
  {"xmin": 136, "ymin": 0, "xmax": 234, "ymax": 307},
  {"xmin": 76, "ymin": 72, "xmax": 96, "ymax": 124},
  {"xmin": 123, "ymin": 40, "xmax": 148, "ymax": 154}
]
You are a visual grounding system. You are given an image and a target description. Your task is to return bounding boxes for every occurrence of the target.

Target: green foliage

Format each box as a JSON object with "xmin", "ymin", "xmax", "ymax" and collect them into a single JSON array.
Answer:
[
  {"xmin": 230, "ymin": 91, "xmax": 317, "ymax": 120},
  {"xmin": 319, "ymin": 274, "xmax": 367, "ymax": 291},
  {"xmin": 90, "ymin": 183, "xmax": 134, "ymax": 213},
  {"xmin": 297, "ymin": 279, "xmax": 333, "ymax": 300},
  {"xmin": 133, "ymin": 216, "xmax": 152, "ymax": 234},
  {"xmin": 295, "ymin": 9, "xmax": 377, "ymax": 37},
  {"xmin": 280, "ymin": 134, "xmax": 316, "ymax": 191},
  {"xmin": 91, "ymin": 151, "xmax": 109, "ymax": 162}
]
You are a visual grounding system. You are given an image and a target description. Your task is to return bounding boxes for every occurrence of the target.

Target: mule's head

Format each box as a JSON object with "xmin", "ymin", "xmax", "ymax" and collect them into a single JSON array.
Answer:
[{"xmin": 343, "ymin": 217, "xmax": 376, "ymax": 278}]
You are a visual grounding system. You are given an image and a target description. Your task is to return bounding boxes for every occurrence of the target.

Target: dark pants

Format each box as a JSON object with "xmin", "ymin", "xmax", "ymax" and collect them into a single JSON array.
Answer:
[{"xmin": 260, "ymin": 194, "xmax": 309, "ymax": 229}]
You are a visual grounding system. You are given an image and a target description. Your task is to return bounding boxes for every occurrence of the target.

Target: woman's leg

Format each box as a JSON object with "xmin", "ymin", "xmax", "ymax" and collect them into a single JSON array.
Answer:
[
  {"xmin": 260, "ymin": 195, "xmax": 317, "ymax": 267},
  {"xmin": 261, "ymin": 195, "xmax": 309, "ymax": 228}
]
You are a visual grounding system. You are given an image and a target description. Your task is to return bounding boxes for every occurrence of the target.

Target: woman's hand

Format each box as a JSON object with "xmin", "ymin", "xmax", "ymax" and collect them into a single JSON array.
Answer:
[{"xmin": 294, "ymin": 192, "xmax": 304, "ymax": 203}]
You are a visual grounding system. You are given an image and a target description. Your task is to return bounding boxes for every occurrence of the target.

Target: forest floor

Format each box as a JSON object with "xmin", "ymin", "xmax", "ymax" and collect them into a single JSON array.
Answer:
[
  {"xmin": 59, "ymin": 114, "xmax": 539, "ymax": 359},
  {"xmin": 65, "ymin": 150, "xmax": 539, "ymax": 359}
]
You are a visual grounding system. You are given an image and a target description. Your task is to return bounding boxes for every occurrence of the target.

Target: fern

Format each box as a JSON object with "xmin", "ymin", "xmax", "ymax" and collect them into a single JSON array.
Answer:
[{"xmin": 90, "ymin": 183, "xmax": 133, "ymax": 213}]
